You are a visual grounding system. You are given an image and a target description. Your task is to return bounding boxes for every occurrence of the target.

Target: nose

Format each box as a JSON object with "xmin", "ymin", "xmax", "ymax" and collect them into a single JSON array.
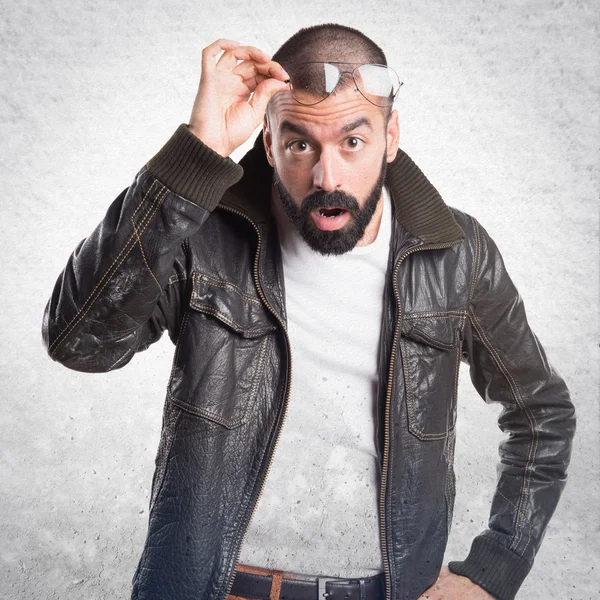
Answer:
[{"xmin": 312, "ymin": 148, "xmax": 342, "ymax": 192}]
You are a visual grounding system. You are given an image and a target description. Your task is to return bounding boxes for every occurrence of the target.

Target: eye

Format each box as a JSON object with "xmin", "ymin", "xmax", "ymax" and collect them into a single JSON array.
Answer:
[
  {"xmin": 287, "ymin": 140, "xmax": 312, "ymax": 154},
  {"xmin": 343, "ymin": 137, "xmax": 365, "ymax": 150}
]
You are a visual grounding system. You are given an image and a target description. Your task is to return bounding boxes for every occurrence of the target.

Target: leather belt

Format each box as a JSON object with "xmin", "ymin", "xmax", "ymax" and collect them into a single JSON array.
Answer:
[{"xmin": 229, "ymin": 568, "xmax": 386, "ymax": 600}]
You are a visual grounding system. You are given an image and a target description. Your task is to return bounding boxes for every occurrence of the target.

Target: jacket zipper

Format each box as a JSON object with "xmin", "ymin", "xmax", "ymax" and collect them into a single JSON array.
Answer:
[
  {"xmin": 217, "ymin": 205, "xmax": 294, "ymax": 600},
  {"xmin": 379, "ymin": 239, "xmax": 461, "ymax": 600}
]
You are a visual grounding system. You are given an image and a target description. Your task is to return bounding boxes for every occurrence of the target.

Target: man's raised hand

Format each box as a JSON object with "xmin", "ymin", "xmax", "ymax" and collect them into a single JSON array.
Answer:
[{"xmin": 188, "ymin": 39, "xmax": 289, "ymax": 157}]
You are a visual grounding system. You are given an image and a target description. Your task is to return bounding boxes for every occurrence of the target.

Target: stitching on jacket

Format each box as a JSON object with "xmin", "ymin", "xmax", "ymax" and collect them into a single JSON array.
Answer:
[
  {"xmin": 404, "ymin": 310, "xmax": 467, "ymax": 320},
  {"xmin": 387, "ymin": 376, "xmax": 397, "ymax": 589},
  {"xmin": 192, "ymin": 304, "xmax": 245, "ymax": 332},
  {"xmin": 165, "ymin": 303, "xmax": 246, "ymax": 429},
  {"xmin": 468, "ymin": 309, "xmax": 539, "ymax": 554},
  {"xmin": 131, "ymin": 214, "xmax": 162, "ymax": 290},
  {"xmin": 410, "ymin": 329, "xmax": 456, "ymax": 351},
  {"xmin": 132, "ymin": 175, "xmax": 157, "ymax": 219},
  {"xmin": 469, "ymin": 309, "xmax": 535, "ymax": 554},
  {"xmin": 49, "ymin": 180, "xmax": 167, "ymax": 355},
  {"xmin": 400, "ymin": 337, "xmax": 452, "ymax": 441},
  {"xmin": 193, "ymin": 272, "xmax": 263, "ymax": 306},
  {"xmin": 48, "ymin": 178, "xmax": 159, "ymax": 352},
  {"xmin": 453, "ymin": 332, "xmax": 463, "ymax": 427},
  {"xmin": 167, "ymin": 242, "xmax": 191, "ymax": 286},
  {"xmin": 468, "ymin": 216, "xmax": 481, "ymax": 306},
  {"xmin": 401, "ymin": 314, "xmax": 466, "ymax": 440},
  {"xmin": 167, "ymin": 273, "xmax": 189, "ymax": 286},
  {"xmin": 167, "ymin": 319, "xmax": 271, "ymax": 430},
  {"xmin": 50, "ymin": 183, "xmax": 167, "ymax": 354},
  {"xmin": 468, "ymin": 217, "xmax": 537, "ymax": 553},
  {"xmin": 245, "ymin": 334, "xmax": 271, "ymax": 419},
  {"xmin": 106, "ymin": 348, "xmax": 135, "ymax": 371},
  {"xmin": 167, "ymin": 392, "xmax": 245, "ymax": 429},
  {"xmin": 496, "ymin": 490, "xmax": 532, "ymax": 553},
  {"xmin": 167, "ymin": 306, "xmax": 192, "ymax": 388}
]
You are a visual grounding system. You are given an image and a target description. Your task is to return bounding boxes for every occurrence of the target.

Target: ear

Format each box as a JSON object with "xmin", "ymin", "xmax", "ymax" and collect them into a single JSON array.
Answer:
[
  {"xmin": 263, "ymin": 114, "xmax": 275, "ymax": 167},
  {"xmin": 385, "ymin": 109, "xmax": 400, "ymax": 163}
]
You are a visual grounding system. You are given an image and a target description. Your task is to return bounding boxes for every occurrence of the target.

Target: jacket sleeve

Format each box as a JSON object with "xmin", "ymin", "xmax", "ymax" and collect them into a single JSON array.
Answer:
[
  {"xmin": 447, "ymin": 217, "xmax": 576, "ymax": 600},
  {"xmin": 42, "ymin": 124, "xmax": 243, "ymax": 373}
]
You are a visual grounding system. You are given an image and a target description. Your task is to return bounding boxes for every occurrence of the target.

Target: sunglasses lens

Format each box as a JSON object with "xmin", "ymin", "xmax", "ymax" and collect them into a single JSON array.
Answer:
[
  {"xmin": 289, "ymin": 63, "xmax": 341, "ymax": 105},
  {"xmin": 354, "ymin": 64, "xmax": 401, "ymax": 106},
  {"xmin": 288, "ymin": 63, "xmax": 402, "ymax": 107}
]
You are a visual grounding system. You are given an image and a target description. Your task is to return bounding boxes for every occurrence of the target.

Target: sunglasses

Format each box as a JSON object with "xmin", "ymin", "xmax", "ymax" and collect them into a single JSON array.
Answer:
[{"xmin": 284, "ymin": 62, "xmax": 403, "ymax": 108}]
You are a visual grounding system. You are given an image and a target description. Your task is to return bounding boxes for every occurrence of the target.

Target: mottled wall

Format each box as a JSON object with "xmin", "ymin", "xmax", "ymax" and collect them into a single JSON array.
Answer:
[{"xmin": 1, "ymin": 0, "xmax": 598, "ymax": 598}]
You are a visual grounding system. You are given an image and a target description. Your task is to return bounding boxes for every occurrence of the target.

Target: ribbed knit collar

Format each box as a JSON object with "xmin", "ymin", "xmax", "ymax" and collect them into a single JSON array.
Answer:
[{"xmin": 221, "ymin": 132, "xmax": 465, "ymax": 245}]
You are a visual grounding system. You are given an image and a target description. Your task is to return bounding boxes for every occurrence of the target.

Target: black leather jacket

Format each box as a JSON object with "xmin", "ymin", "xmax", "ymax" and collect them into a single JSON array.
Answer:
[{"xmin": 42, "ymin": 124, "xmax": 576, "ymax": 600}]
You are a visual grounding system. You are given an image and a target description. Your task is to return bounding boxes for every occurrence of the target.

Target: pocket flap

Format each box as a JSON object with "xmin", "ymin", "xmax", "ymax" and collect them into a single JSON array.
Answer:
[
  {"xmin": 189, "ymin": 273, "xmax": 277, "ymax": 338},
  {"xmin": 401, "ymin": 316, "xmax": 461, "ymax": 351}
]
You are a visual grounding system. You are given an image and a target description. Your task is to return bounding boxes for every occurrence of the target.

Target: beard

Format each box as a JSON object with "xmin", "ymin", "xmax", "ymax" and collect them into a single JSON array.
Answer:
[{"xmin": 272, "ymin": 152, "xmax": 388, "ymax": 256}]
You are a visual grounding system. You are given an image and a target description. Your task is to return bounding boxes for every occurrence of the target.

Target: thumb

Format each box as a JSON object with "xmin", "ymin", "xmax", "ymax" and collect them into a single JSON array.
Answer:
[{"xmin": 248, "ymin": 78, "xmax": 289, "ymax": 123}]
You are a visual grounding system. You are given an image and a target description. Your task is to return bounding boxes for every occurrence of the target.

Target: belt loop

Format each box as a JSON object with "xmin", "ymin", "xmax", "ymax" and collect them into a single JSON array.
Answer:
[
  {"xmin": 269, "ymin": 569, "xmax": 284, "ymax": 600},
  {"xmin": 359, "ymin": 578, "xmax": 366, "ymax": 600}
]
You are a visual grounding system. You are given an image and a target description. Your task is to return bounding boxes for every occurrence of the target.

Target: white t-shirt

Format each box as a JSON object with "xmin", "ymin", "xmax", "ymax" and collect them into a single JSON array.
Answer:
[{"xmin": 237, "ymin": 185, "xmax": 392, "ymax": 578}]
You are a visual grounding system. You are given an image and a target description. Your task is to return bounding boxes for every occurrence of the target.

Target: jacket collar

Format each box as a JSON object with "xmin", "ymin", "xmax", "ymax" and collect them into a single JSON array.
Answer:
[{"xmin": 221, "ymin": 132, "xmax": 465, "ymax": 245}]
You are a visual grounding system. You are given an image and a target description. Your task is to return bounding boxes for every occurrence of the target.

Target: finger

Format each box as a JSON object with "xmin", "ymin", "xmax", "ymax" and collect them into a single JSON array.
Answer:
[
  {"xmin": 201, "ymin": 39, "xmax": 240, "ymax": 72},
  {"xmin": 233, "ymin": 59, "xmax": 289, "ymax": 82},
  {"xmin": 248, "ymin": 77, "xmax": 289, "ymax": 119},
  {"xmin": 241, "ymin": 73, "xmax": 268, "ymax": 94},
  {"xmin": 216, "ymin": 45, "xmax": 272, "ymax": 71}
]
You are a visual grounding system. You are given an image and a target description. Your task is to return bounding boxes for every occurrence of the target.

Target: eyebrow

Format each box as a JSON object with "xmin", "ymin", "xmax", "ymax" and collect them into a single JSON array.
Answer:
[
  {"xmin": 279, "ymin": 120, "xmax": 309, "ymax": 136},
  {"xmin": 341, "ymin": 117, "xmax": 373, "ymax": 133},
  {"xmin": 279, "ymin": 116, "xmax": 373, "ymax": 136}
]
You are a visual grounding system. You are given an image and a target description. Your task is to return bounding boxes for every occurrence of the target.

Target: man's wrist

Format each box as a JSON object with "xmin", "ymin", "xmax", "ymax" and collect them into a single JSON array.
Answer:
[
  {"xmin": 448, "ymin": 534, "xmax": 532, "ymax": 600},
  {"xmin": 145, "ymin": 123, "xmax": 243, "ymax": 211},
  {"xmin": 188, "ymin": 124, "xmax": 230, "ymax": 158}
]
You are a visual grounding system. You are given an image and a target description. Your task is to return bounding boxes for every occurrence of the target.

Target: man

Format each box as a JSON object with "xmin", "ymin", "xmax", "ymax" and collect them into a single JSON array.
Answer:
[{"xmin": 42, "ymin": 24, "xmax": 575, "ymax": 600}]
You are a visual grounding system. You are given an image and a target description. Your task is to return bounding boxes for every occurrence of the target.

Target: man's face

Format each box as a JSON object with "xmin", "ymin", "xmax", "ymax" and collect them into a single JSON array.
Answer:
[{"xmin": 263, "ymin": 84, "xmax": 400, "ymax": 256}]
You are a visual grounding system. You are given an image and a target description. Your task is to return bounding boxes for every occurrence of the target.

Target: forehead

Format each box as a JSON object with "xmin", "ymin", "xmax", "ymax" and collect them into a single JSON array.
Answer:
[{"xmin": 268, "ymin": 87, "xmax": 385, "ymax": 137}]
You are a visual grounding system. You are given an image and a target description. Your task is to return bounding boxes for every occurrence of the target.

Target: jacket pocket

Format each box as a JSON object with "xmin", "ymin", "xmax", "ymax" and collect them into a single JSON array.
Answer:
[
  {"xmin": 399, "ymin": 314, "xmax": 464, "ymax": 441},
  {"xmin": 167, "ymin": 272, "xmax": 277, "ymax": 429}
]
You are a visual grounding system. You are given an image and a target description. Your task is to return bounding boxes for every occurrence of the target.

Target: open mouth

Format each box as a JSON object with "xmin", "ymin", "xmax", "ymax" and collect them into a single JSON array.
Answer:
[
  {"xmin": 310, "ymin": 206, "xmax": 351, "ymax": 231},
  {"xmin": 318, "ymin": 207, "xmax": 347, "ymax": 218}
]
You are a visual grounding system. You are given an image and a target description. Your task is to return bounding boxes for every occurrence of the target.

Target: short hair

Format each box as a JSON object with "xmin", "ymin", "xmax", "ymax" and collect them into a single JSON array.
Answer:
[
  {"xmin": 269, "ymin": 23, "xmax": 393, "ymax": 122},
  {"xmin": 272, "ymin": 23, "xmax": 387, "ymax": 67}
]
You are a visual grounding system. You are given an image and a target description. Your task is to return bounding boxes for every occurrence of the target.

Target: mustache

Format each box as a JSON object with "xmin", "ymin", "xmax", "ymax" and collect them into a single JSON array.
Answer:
[{"xmin": 300, "ymin": 190, "xmax": 360, "ymax": 214}]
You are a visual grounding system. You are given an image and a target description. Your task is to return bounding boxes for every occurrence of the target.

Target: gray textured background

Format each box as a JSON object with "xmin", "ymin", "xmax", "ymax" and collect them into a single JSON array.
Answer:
[{"xmin": 1, "ymin": 1, "xmax": 598, "ymax": 598}]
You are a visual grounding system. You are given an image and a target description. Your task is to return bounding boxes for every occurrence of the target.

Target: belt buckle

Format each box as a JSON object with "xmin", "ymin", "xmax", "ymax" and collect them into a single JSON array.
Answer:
[{"xmin": 317, "ymin": 576, "xmax": 352, "ymax": 599}]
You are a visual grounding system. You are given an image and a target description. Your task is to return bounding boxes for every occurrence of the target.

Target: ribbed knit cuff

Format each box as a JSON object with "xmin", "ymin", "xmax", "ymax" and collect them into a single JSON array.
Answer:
[
  {"xmin": 146, "ymin": 123, "xmax": 244, "ymax": 212},
  {"xmin": 448, "ymin": 535, "xmax": 532, "ymax": 600}
]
